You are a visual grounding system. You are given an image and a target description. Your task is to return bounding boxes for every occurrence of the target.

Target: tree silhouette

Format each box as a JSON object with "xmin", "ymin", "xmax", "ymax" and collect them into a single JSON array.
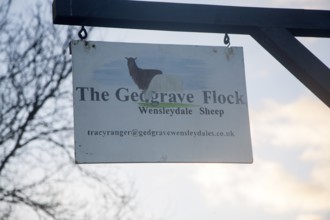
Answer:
[{"xmin": 0, "ymin": 1, "xmax": 135, "ymax": 219}]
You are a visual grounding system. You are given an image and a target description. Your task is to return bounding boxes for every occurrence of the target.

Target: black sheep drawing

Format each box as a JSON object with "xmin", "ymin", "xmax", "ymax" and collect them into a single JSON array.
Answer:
[{"xmin": 125, "ymin": 57, "xmax": 162, "ymax": 90}]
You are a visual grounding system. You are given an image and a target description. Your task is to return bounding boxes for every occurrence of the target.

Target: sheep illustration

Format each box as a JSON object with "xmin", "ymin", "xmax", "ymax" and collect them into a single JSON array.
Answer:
[
  {"xmin": 125, "ymin": 57, "xmax": 183, "ymax": 100},
  {"xmin": 145, "ymin": 74, "xmax": 183, "ymax": 99},
  {"xmin": 125, "ymin": 57, "xmax": 162, "ymax": 91}
]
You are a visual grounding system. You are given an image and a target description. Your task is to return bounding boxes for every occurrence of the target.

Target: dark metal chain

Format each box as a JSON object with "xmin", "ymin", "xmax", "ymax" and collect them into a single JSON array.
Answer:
[
  {"xmin": 78, "ymin": 26, "xmax": 88, "ymax": 40},
  {"xmin": 224, "ymin": 33, "xmax": 230, "ymax": 47}
]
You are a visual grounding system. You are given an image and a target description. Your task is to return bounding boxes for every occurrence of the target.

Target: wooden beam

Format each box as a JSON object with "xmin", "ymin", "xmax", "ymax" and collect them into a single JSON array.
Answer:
[
  {"xmin": 251, "ymin": 28, "xmax": 330, "ymax": 107},
  {"xmin": 53, "ymin": 0, "xmax": 330, "ymax": 37}
]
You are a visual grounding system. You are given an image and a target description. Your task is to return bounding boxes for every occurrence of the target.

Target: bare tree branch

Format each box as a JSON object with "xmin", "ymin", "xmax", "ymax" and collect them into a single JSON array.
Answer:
[{"xmin": 0, "ymin": 2, "xmax": 137, "ymax": 220}]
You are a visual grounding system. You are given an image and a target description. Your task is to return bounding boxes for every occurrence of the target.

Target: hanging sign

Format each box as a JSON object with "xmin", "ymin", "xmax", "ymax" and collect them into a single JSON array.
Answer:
[{"xmin": 71, "ymin": 40, "xmax": 253, "ymax": 163}]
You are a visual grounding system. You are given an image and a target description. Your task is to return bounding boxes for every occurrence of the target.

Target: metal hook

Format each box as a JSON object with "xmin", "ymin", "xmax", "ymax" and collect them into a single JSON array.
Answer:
[
  {"xmin": 78, "ymin": 26, "xmax": 88, "ymax": 40},
  {"xmin": 224, "ymin": 33, "xmax": 231, "ymax": 47}
]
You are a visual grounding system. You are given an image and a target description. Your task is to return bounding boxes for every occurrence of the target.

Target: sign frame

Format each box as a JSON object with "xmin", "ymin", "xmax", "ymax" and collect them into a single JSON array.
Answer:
[{"xmin": 72, "ymin": 40, "xmax": 253, "ymax": 164}]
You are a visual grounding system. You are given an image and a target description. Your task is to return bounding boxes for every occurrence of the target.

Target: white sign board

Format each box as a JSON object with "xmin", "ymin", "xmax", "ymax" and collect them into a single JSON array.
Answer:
[{"xmin": 71, "ymin": 40, "xmax": 253, "ymax": 163}]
